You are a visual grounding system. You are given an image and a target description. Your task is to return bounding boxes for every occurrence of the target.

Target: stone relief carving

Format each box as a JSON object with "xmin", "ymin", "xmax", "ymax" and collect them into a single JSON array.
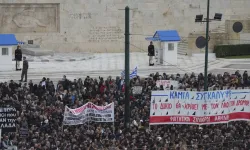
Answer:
[
  {"xmin": 0, "ymin": 4, "xmax": 59, "ymax": 33},
  {"xmin": 12, "ymin": 9, "xmax": 47, "ymax": 28}
]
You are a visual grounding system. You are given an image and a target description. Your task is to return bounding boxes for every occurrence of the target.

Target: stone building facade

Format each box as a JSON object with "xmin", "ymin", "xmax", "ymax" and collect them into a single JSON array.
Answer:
[{"xmin": 0, "ymin": 0, "xmax": 250, "ymax": 53}]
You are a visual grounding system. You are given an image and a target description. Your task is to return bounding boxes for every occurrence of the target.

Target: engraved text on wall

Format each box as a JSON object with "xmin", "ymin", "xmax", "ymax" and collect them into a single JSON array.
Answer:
[{"xmin": 88, "ymin": 26, "xmax": 124, "ymax": 42}]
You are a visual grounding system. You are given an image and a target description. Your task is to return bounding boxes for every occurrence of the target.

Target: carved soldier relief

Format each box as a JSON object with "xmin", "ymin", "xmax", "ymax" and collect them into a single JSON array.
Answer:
[
  {"xmin": 12, "ymin": 9, "xmax": 47, "ymax": 28},
  {"xmin": 0, "ymin": 4, "xmax": 59, "ymax": 33}
]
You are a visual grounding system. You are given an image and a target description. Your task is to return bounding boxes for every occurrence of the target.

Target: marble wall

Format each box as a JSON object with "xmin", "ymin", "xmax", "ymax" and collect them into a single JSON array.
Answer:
[{"xmin": 0, "ymin": 0, "xmax": 250, "ymax": 52}]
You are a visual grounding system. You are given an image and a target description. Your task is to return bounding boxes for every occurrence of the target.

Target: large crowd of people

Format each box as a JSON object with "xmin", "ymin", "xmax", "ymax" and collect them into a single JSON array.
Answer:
[{"xmin": 0, "ymin": 71, "xmax": 250, "ymax": 150}]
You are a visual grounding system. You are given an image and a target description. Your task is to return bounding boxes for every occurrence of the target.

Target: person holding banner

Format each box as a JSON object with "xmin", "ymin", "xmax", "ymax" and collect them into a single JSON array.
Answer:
[{"xmin": 2, "ymin": 71, "xmax": 250, "ymax": 149}]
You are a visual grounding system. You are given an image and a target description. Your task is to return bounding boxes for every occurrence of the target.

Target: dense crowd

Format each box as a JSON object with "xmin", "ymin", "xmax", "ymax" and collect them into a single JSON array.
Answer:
[{"xmin": 0, "ymin": 71, "xmax": 250, "ymax": 150}]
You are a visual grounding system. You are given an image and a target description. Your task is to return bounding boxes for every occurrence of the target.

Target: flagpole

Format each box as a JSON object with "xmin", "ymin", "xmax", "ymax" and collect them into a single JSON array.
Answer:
[
  {"xmin": 112, "ymin": 102, "xmax": 115, "ymax": 148},
  {"xmin": 112, "ymin": 121, "xmax": 115, "ymax": 147},
  {"xmin": 112, "ymin": 102, "xmax": 115, "ymax": 136},
  {"xmin": 88, "ymin": 119, "xmax": 89, "ymax": 130},
  {"xmin": 124, "ymin": 6, "xmax": 130, "ymax": 131},
  {"xmin": 62, "ymin": 106, "xmax": 67, "ymax": 133},
  {"xmin": 88, "ymin": 103, "xmax": 91, "ymax": 130},
  {"xmin": 0, "ymin": 129, "xmax": 2, "ymax": 143},
  {"xmin": 113, "ymin": 121, "xmax": 115, "ymax": 135}
]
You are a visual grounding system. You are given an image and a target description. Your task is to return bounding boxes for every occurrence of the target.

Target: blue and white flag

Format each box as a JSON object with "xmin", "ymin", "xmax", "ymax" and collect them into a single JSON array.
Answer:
[
  {"xmin": 130, "ymin": 67, "xmax": 137, "ymax": 79},
  {"xmin": 121, "ymin": 67, "xmax": 138, "ymax": 79}
]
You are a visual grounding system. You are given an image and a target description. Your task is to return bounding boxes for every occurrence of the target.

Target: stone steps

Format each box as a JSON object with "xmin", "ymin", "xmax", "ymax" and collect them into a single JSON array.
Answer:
[
  {"xmin": 0, "ymin": 68, "xmax": 188, "ymax": 82},
  {"xmin": 21, "ymin": 44, "xmax": 54, "ymax": 56},
  {"xmin": 0, "ymin": 60, "xmax": 224, "ymax": 82},
  {"xmin": 178, "ymin": 38, "xmax": 188, "ymax": 55}
]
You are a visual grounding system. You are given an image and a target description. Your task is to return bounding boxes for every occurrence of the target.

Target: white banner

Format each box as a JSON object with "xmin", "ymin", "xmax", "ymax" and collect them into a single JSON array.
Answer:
[
  {"xmin": 156, "ymin": 80, "xmax": 178, "ymax": 90},
  {"xmin": 63, "ymin": 102, "xmax": 114, "ymax": 125},
  {"xmin": 150, "ymin": 90, "xmax": 250, "ymax": 125},
  {"xmin": 132, "ymin": 86, "xmax": 143, "ymax": 95}
]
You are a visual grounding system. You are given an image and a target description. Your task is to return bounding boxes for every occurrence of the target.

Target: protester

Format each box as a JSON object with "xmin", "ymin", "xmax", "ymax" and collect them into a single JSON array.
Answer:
[
  {"xmin": 1, "ymin": 135, "xmax": 17, "ymax": 150},
  {"xmin": 0, "ymin": 71, "xmax": 250, "ymax": 150}
]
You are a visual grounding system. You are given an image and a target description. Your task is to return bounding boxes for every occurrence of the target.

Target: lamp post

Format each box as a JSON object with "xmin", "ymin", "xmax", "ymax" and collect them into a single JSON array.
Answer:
[
  {"xmin": 204, "ymin": 0, "xmax": 210, "ymax": 92},
  {"xmin": 124, "ymin": 6, "xmax": 130, "ymax": 130},
  {"xmin": 195, "ymin": 0, "xmax": 222, "ymax": 91}
]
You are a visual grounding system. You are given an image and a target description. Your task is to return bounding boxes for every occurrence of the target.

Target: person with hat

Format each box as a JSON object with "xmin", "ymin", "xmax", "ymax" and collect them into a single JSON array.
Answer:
[
  {"xmin": 148, "ymin": 41, "xmax": 155, "ymax": 66},
  {"xmin": 14, "ymin": 45, "xmax": 22, "ymax": 71},
  {"xmin": 20, "ymin": 56, "xmax": 29, "ymax": 82}
]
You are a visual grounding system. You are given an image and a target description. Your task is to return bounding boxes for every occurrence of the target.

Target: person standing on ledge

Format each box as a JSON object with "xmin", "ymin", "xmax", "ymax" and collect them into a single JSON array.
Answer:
[
  {"xmin": 148, "ymin": 41, "xmax": 155, "ymax": 66},
  {"xmin": 20, "ymin": 57, "xmax": 29, "ymax": 82},
  {"xmin": 15, "ymin": 45, "xmax": 22, "ymax": 71}
]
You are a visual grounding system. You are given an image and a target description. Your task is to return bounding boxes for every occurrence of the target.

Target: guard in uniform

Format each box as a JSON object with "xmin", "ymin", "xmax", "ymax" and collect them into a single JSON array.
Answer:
[
  {"xmin": 148, "ymin": 41, "xmax": 155, "ymax": 66},
  {"xmin": 15, "ymin": 45, "xmax": 22, "ymax": 71}
]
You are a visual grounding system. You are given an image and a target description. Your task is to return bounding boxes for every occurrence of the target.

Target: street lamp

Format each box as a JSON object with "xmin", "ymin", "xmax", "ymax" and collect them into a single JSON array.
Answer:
[
  {"xmin": 214, "ymin": 13, "xmax": 222, "ymax": 21},
  {"xmin": 195, "ymin": 0, "xmax": 222, "ymax": 91}
]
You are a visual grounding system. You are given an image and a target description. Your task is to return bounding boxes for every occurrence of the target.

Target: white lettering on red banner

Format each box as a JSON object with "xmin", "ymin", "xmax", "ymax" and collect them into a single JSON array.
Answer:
[{"xmin": 150, "ymin": 90, "xmax": 250, "ymax": 125}]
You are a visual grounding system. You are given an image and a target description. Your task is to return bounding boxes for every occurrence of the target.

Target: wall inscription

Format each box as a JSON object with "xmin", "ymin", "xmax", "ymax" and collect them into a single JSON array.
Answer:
[
  {"xmin": 0, "ymin": 4, "xmax": 59, "ymax": 33},
  {"xmin": 88, "ymin": 26, "xmax": 124, "ymax": 42},
  {"xmin": 69, "ymin": 13, "xmax": 92, "ymax": 20}
]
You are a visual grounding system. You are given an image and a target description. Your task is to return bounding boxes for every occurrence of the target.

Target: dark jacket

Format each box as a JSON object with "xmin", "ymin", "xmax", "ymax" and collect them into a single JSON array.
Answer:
[
  {"xmin": 148, "ymin": 45, "xmax": 155, "ymax": 56},
  {"xmin": 23, "ymin": 60, "xmax": 29, "ymax": 71},
  {"xmin": 15, "ymin": 49, "xmax": 22, "ymax": 61}
]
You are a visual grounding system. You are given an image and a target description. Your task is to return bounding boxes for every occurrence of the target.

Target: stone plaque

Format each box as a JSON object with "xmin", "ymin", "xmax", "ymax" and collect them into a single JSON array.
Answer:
[{"xmin": 0, "ymin": 4, "xmax": 59, "ymax": 33}]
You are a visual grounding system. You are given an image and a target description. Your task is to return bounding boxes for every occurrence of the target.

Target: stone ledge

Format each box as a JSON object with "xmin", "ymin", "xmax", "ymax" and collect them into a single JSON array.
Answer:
[
  {"xmin": 22, "ymin": 48, "xmax": 54, "ymax": 56},
  {"xmin": 11, "ymin": 56, "xmax": 95, "ymax": 62}
]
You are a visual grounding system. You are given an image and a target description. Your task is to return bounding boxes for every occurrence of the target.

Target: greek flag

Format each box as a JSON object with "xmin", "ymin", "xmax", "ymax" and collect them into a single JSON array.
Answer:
[{"xmin": 121, "ymin": 67, "xmax": 137, "ymax": 79}]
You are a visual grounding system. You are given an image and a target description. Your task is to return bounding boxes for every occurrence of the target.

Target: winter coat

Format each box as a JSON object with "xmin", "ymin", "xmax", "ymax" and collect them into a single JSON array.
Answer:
[
  {"xmin": 15, "ymin": 49, "xmax": 22, "ymax": 61},
  {"xmin": 148, "ymin": 45, "xmax": 155, "ymax": 56},
  {"xmin": 23, "ymin": 60, "xmax": 29, "ymax": 71}
]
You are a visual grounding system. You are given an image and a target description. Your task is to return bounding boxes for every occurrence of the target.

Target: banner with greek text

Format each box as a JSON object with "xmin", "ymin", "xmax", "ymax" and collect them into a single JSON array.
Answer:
[
  {"xmin": 150, "ymin": 90, "xmax": 250, "ymax": 125},
  {"xmin": 63, "ymin": 102, "xmax": 114, "ymax": 125},
  {"xmin": 156, "ymin": 80, "xmax": 179, "ymax": 90},
  {"xmin": 0, "ymin": 108, "xmax": 17, "ymax": 133}
]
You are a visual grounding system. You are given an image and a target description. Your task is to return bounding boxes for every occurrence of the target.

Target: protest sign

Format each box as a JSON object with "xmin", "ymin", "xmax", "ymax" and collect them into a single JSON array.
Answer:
[
  {"xmin": 0, "ymin": 108, "xmax": 17, "ymax": 133},
  {"xmin": 19, "ymin": 127, "xmax": 29, "ymax": 138},
  {"xmin": 63, "ymin": 102, "xmax": 114, "ymax": 125},
  {"xmin": 156, "ymin": 80, "xmax": 178, "ymax": 90},
  {"xmin": 150, "ymin": 90, "xmax": 250, "ymax": 125},
  {"xmin": 132, "ymin": 86, "xmax": 143, "ymax": 95}
]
